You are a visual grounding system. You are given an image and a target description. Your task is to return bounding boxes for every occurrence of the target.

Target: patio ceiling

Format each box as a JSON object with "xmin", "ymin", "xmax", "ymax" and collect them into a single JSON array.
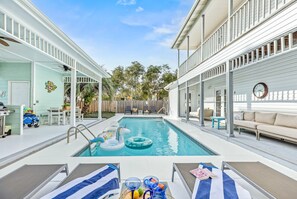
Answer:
[{"xmin": 172, "ymin": 0, "xmax": 245, "ymax": 50}]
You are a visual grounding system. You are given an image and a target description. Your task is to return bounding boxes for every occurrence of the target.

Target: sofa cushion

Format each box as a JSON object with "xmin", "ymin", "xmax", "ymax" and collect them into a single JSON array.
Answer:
[
  {"xmin": 234, "ymin": 120, "xmax": 261, "ymax": 129},
  {"xmin": 234, "ymin": 111, "xmax": 244, "ymax": 120},
  {"xmin": 243, "ymin": 112, "xmax": 255, "ymax": 121},
  {"xmin": 274, "ymin": 113, "xmax": 297, "ymax": 129},
  {"xmin": 257, "ymin": 124, "xmax": 297, "ymax": 139},
  {"xmin": 255, "ymin": 112, "xmax": 276, "ymax": 125}
]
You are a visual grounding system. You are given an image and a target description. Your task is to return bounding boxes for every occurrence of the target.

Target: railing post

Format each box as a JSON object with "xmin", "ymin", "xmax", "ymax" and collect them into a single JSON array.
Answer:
[
  {"xmin": 186, "ymin": 81, "xmax": 189, "ymax": 121},
  {"xmin": 227, "ymin": 0, "xmax": 233, "ymax": 43},
  {"xmin": 186, "ymin": 35, "xmax": 190, "ymax": 72}
]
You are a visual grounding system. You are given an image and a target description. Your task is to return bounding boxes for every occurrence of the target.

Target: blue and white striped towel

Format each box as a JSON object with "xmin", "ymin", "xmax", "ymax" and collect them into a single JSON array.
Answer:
[
  {"xmin": 41, "ymin": 164, "xmax": 120, "ymax": 199},
  {"xmin": 192, "ymin": 163, "xmax": 251, "ymax": 199}
]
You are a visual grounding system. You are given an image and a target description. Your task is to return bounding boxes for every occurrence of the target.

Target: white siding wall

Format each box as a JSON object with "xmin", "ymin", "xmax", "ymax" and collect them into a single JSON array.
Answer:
[
  {"xmin": 233, "ymin": 49, "xmax": 297, "ymax": 113},
  {"xmin": 168, "ymin": 87, "xmax": 179, "ymax": 119}
]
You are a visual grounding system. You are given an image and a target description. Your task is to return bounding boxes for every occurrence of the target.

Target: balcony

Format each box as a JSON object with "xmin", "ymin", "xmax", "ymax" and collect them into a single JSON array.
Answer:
[{"xmin": 178, "ymin": 0, "xmax": 294, "ymax": 78}]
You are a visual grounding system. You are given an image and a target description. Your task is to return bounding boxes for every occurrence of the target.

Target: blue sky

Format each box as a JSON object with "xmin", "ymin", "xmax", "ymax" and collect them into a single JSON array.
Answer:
[{"xmin": 32, "ymin": 0, "xmax": 194, "ymax": 72}]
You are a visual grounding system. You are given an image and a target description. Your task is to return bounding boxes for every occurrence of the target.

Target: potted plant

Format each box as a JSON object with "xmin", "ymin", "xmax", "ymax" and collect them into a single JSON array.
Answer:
[{"xmin": 63, "ymin": 103, "xmax": 71, "ymax": 110}]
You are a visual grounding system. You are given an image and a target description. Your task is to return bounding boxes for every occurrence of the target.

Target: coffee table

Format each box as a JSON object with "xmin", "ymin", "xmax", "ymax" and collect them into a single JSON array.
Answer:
[{"xmin": 211, "ymin": 116, "xmax": 225, "ymax": 129}]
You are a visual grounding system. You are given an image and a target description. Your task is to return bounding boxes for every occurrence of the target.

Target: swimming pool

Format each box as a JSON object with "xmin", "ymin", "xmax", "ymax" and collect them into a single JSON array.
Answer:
[{"xmin": 77, "ymin": 117, "xmax": 216, "ymax": 156}]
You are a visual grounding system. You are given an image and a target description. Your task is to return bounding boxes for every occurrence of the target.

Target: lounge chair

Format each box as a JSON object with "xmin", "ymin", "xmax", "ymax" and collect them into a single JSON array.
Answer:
[
  {"xmin": 149, "ymin": 106, "xmax": 157, "ymax": 114},
  {"xmin": 222, "ymin": 161, "xmax": 297, "ymax": 199},
  {"xmin": 132, "ymin": 107, "xmax": 138, "ymax": 115},
  {"xmin": 172, "ymin": 163, "xmax": 251, "ymax": 198},
  {"xmin": 124, "ymin": 106, "xmax": 132, "ymax": 114},
  {"xmin": 42, "ymin": 163, "xmax": 120, "ymax": 199},
  {"xmin": 171, "ymin": 163, "xmax": 214, "ymax": 196},
  {"xmin": 0, "ymin": 164, "xmax": 68, "ymax": 199}
]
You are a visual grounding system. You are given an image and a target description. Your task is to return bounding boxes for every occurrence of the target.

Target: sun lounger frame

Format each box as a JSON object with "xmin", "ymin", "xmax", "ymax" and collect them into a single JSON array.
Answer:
[
  {"xmin": 222, "ymin": 161, "xmax": 297, "ymax": 199},
  {"xmin": 171, "ymin": 163, "xmax": 214, "ymax": 197},
  {"xmin": 57, "ymin": 163, "xmax": 120, "ymax": 188},
  {"xmin": 0, "ymin": 164, "xmax": 68, "ymax": 199}
]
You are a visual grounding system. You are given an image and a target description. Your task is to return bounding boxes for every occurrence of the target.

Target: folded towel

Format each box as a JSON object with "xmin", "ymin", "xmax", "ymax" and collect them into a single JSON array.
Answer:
[
  {"xmin": 192, "ymin": 163, "xmax": 251, "ymax": 199},
  {"xmin": 42, "ymin": 164, "xmax": 119, "ymax": 199}
]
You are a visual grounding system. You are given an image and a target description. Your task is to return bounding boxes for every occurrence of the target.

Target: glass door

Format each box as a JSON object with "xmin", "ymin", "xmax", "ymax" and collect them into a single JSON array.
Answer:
[{"xmin": 215, "ymin": 88, "xmax": 226, "ymax": 117}]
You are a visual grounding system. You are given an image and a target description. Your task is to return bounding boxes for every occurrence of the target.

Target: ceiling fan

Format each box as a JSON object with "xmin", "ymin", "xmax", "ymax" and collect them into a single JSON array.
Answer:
[{"xmin": 0, "ymin": 36, "xmax": 20, "ymax": 46}]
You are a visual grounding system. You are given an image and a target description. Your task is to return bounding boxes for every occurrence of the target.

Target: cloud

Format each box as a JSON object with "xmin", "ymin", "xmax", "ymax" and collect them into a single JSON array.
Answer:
[
  {"xmin": 117, "ymin": 0, "xmax": 136, "ymax": 6},
  {"xmin": 136, "ymin": 6, "xmax": 144, "ymax": 12}
]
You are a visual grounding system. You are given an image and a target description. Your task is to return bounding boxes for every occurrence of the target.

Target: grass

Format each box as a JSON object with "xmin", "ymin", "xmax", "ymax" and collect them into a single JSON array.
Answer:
[{"xmin": 84, "ymin": 112, "xmax": 115, "ymax": 119}]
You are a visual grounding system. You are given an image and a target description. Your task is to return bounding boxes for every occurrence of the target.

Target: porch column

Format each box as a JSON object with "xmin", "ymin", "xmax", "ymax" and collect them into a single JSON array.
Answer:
[
  {"xmin": 227, "ymin": 0, "xmax": 234, "ymax": 43},
  {"xmin": 30, "ymin": 62, "xmax": 36, "ymax": 108},
  {"xmin": 70, "ymin": 65, "xmax": 77, "ymax": 127},
  {"xmin": 186, "ymin": 35, "xmax": 190, "ymax": 72},
  {"xmin": 186, "ymin": 81, "xmax": 189, "ymax": 121},
  {"xmin": 199, "ymin": 74, "xmax": 205, "ymax": 127},
  {"xmin": 226, "ymin": 60, "xmax": 234, "ymax": 137},
  {"xmin": 177, "ymin": 49, "xmax": 180, "ymax": 77},
  {"xmin": 98, "ymin": 78, "xmax": 102, "ymax": 121},
  {"xmin": 201, "ymin": 14, "xmax": 205, "ymax": 60}
]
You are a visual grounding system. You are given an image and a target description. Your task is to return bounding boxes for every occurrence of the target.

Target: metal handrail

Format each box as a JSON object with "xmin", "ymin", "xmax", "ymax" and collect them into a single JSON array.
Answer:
[
  {"xmin": 75, "ymin": 124, "xmax": 96, "ymax": 139},
  {"xmin": 67, "ymin": 126, "xmax": 93, "ymax": 144}
]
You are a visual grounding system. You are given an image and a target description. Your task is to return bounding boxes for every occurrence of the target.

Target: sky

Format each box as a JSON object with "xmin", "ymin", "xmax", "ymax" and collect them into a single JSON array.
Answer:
[{"xmin": 31, "ymin": 0, "xmax": 194, "ymax": 72}]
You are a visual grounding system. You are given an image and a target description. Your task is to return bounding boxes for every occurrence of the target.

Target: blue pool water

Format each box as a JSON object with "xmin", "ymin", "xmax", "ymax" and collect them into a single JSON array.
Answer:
[{"xmin": 78, "ymin": 118, "xmax": 215, "ymax": 156}]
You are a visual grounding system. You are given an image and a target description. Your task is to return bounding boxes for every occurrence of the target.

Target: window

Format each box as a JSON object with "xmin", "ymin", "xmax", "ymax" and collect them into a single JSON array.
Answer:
[
  {"xmin": 248, "ymin": 52, "xmax": 252, "ymax": 62},
  {"xmin": 270, "ymin": 42, "xmax": 274, "ymax": 55},
  {"xmin": 263, "ymin": 45, "xmax": 268, "ymax": 57},
  {"xmin": 293, "ymin": 31, "xmax": 297, "ymax": 46},
  {"xmin": 258, "ymin": 48, "xmax": 262, "ymax": 59},
  {"xmin": 277, "ymin": 39, "xmax": 281, "ymax": 52},
  {"xmin": 284, "ymin": 35, "xmax": 289, "ymax": 49}
]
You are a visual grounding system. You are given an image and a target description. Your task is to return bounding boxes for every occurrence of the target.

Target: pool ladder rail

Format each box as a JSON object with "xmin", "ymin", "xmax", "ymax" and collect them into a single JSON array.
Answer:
[{"xmin": 66, "ymin": 124, "xmax": 97, "ymax": 144}]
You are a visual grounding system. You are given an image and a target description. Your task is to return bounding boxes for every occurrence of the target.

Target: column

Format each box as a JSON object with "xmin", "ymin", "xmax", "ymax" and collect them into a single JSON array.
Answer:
[
  {"xmin": 30, "ymin": 62, "xmax": 36, "ymax": 108},
  {"xmin": 98, "ymin": 78, "xmax": 102, "ymax": 121},
  {"xmin": 201, "ymin": 14, "xmax": 205, "ymax": 60},
  {"xmin": 199, "ymin": 74, "xmax": 205, "ymax": 127},
  {"xmin": 70, "ymin": 64, "xmax": 77, "ymax": 127},
  {"xmin": 226, "ymin": 60, "xmax": 234, "ymax": 137},
  {"xmin": 177, "ymin": 49, "xmax": 180, "ymax": 77},
  {"xmin": 186, "ymin": 35, "xmax": 190, "ymax": 72},
  {"xmin": 186, "ymin": 81, "xmax": 189, "ymax": 121},
  {"xmin": 227, "ymin": 0, "xmax": 234, "ymax": 43}
]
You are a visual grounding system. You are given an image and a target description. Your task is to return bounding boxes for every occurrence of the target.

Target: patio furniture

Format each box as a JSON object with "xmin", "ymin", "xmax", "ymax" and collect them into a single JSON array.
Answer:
[
  {"xmin": 222, "ymin": 161, "xmax": 297, "ymax": 199},
  {"xmin": 124, "ymin": 106, "xmax": 132, "ymax": 114},
  {"xmin": 211, "ymin": 116, "xmax": 225, "ymax": 129},
  {"xmin": 196, "ymin": 108, "xmax": 214, "ymax": 120},
  {"xmin": 0, "ymin": 164, "xmax": 68, "ymax": 199},
  {"xmin": 132, "ymin": 107, "xmax": 138, "ymax": 115},
  {"xmin": 43, "ymin": 163, "xmax": 120, "ymax": 199},
  {"xmin": 76, "ymin": 107, "xmax": 84, "ymax": 121},
  {"xmin": 48, "ymin": 107, "xmax": 66, "ymax": 125},
  {"xmin": 234, "ymin": 111, "xmax": 297, "ymax": 143},
  {"xmin": 172, "ymin": 163, "xmax": 251, "ymax": 198},
  {"xmin": 138, "ymin": 109, "xmax": 143, "ymax": 114},
  {"xmin": 149, "ymin": 106, "xmax": 157, "ymax": 114},
  {"xmin": 171, "ymin": 163, "xmax": 214, "ymax": 196}
]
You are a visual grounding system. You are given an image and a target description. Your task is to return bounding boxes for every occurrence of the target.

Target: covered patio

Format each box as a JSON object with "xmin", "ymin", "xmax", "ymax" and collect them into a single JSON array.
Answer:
[{"xmin": 0, "ymin": 0, "xmax": 109, "ymax": 137}]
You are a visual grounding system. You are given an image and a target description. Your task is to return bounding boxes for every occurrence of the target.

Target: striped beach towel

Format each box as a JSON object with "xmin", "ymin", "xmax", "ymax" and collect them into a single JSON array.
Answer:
[
  {"xmin": 192, "ymin": 163, "xmax": 251, "ymax": 199},
  {"xmin": 41, "ymin": 164, "xmax": 120, "ymax": 199}
]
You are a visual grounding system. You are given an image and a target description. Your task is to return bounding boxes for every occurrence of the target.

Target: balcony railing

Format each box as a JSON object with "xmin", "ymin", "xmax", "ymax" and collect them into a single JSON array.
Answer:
[{"xmin": 178, "ymin": 0, "xmax": 293, "ymax": 78}]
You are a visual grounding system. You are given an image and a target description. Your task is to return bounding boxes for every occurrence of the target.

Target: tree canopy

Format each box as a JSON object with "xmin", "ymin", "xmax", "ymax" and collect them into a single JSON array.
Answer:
[{"xmin": 110, "ymin": 61, "xmax": 176, "ymax": 100}]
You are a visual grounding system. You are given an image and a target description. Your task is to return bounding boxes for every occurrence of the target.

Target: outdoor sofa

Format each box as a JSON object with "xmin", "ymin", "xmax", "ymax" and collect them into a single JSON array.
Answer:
[
  {"xmin": 189, "ymin": 108, "xmax": 213, "ymax": 120},
  {"xmin": 234, "ymin": 111, "xmax": 297, "ymax": 143}
]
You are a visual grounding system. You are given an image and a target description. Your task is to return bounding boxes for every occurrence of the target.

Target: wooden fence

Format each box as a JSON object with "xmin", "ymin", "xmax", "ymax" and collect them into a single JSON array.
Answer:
[{"xmin": 78, "ymin": 100, "xmax": 168, "ymax": 113}]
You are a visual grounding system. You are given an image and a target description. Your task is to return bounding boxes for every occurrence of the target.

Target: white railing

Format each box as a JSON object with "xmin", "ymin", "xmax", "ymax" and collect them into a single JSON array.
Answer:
[
  {"xmin": 178, "ymin": 0, "xmax": 293, "ymax": 77},
  {"xmin": 188, "ymin": 47, "xmax": 202, "ymax": 71},
  {"xmin": 203, "ymin": 20, "xmax": 228, "ymax": 60}
]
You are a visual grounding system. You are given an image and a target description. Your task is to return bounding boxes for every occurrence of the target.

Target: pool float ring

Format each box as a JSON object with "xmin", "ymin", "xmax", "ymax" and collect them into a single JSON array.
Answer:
[
  {"xmin": 125, "ymin": 136, "xmax": 153, "ymax": 149},
  {"xmin": 100, "ymin": 139, "xmax": 125, "ymax": 151}
]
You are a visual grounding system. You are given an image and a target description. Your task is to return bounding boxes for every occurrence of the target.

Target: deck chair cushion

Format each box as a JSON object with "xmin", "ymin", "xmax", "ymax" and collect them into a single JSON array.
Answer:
[
  {"xmin": 41, "ymin": 164, "xmax": 119, "ymax": 199},
  {"xmin": 192, "ymin": 163, "xmax": 251, "ymax": 199}
]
